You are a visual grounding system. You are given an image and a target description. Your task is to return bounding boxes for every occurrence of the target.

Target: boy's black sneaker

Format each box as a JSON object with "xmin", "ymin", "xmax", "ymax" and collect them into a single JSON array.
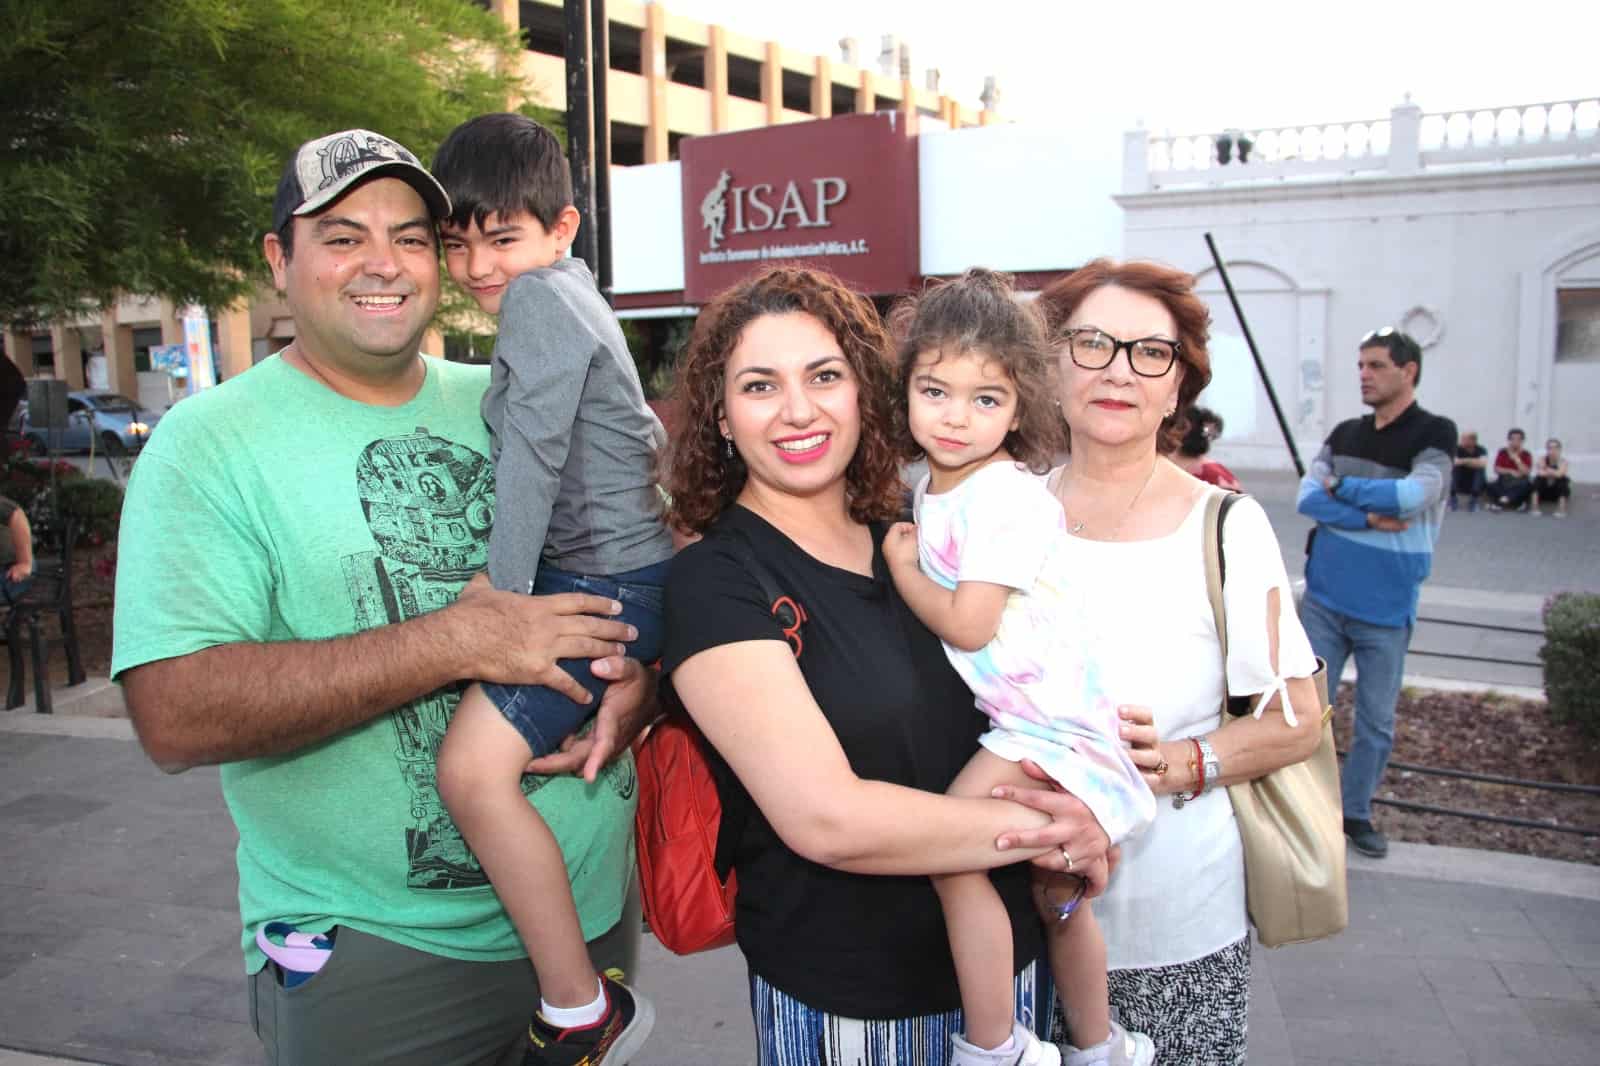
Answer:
[
  {"xmin": 522, "ymin": 970, "xmax": 655, "ymax": 1066},
  {"xmin": 1344, "ymin": 818, "xmax": 1388, "ymax": 858}
]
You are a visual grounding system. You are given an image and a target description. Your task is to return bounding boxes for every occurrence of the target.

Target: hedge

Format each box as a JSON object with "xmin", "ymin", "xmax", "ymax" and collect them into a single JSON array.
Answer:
[{"xmin": 1541, "ymin": 592, "xmax": 1600, "ymax": 739}]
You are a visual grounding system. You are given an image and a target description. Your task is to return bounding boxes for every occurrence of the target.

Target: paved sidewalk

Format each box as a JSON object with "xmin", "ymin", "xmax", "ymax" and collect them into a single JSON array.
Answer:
[{"xmin": 1, "ymin": 711, "xmax": 1596, "ymax": 1066}]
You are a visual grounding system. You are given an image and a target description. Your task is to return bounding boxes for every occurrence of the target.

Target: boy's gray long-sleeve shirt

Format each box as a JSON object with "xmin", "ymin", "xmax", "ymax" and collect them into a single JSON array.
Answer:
[{"xmin": 481, "ymin": 256, "xmax": 673, "ymax": 593}]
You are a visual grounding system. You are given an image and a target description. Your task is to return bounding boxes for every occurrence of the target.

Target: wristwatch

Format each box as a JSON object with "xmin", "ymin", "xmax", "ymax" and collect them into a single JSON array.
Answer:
[{"xmin": 1196, "ymin": 736, "xmax": 1222, "ymax": 794}]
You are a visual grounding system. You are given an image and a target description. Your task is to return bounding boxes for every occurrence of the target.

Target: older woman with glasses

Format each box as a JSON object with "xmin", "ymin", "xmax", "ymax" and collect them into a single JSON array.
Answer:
[{"xmin": 1007, "ymin": 259, "xmax": 1322, "ymax": 1064}]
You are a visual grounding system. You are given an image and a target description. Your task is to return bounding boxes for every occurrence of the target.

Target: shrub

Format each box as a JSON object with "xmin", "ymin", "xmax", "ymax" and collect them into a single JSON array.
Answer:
[
  {"xmin": 53, "ymin": 477, "xmax": 125, "ymax": 544},
  {"xmin": 1541, "ymin": 592, "xmax": 1600, "ymax": 738},
  {"xmin": 24, "ymin": 475, "xmax": 124, "ymax": 549},
  {"xmin": 0, "ymin": 454, "xmax": 81, "ymax": 513}
]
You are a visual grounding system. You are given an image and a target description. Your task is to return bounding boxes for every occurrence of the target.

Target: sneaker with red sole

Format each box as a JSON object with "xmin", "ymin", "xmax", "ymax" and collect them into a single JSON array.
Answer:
[{"xmin": 522, "ymin": 970, "xmax": 655, "ymax": 1066}]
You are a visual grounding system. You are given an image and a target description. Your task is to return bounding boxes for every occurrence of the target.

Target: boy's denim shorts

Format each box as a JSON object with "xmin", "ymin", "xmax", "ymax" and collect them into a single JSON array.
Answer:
[{"xmin": 481, "ymin": 557, "xmax": 670, "ymax": 758}]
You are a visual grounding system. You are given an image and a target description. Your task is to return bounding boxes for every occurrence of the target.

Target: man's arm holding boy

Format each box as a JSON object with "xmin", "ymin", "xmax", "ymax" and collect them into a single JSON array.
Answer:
[{"xmin": 117, "ymin": 432, "xmax": 640, "ymax": 775}]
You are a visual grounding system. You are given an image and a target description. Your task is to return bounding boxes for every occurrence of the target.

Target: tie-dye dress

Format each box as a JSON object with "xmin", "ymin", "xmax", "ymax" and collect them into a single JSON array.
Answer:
[{"xmin": 914, "ymin": 461, "xmax": 1155, "ymax": 844}]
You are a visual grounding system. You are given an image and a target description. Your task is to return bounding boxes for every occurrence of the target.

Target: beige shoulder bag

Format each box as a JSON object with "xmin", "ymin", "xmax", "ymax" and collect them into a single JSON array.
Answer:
[{"xmin": 1202, "ymin": 491, "xmax": 1349, "ymax": 947}]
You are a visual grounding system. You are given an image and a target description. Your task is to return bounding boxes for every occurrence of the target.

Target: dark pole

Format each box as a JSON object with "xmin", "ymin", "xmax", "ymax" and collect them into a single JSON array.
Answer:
[
  {"xmin": 564, "ymin": 0, "xmax": 598, "ymax": 273},
  {"xmin": 1203, "ymin": 232, "xmax": 1306, "ymax": 477},
  {"xmin": 590, "ymin": 0, "xmax": 613, "ymax": 305}
]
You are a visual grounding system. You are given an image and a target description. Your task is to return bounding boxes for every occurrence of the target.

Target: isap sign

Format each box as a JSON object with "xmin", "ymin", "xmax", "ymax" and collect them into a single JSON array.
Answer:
[
  {"xmin": 680, "ymin": 112, "xmax": 919, "ymax": 303},
  {"xmin": 698, "ymin": 171, "xmax": 850, "ymax": 251}
]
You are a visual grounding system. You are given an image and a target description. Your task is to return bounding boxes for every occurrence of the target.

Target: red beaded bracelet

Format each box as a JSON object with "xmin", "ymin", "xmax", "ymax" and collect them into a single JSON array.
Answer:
[{"xmin": 1176, "ymin": 737, "xmax": 1205, "ymax": 805}]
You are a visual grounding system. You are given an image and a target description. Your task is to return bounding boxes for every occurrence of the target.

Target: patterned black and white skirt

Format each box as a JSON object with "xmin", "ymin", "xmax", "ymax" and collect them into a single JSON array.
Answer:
[{"xmin": 1050, "ymin": 936, "xmax": 1252, "ymax": 1065}]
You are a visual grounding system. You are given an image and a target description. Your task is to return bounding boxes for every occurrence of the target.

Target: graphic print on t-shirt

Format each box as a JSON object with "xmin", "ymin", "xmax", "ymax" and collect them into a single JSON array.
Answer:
[{"xmin": 341, "ymin": 429, "xmax": 511, "ymax": 890}]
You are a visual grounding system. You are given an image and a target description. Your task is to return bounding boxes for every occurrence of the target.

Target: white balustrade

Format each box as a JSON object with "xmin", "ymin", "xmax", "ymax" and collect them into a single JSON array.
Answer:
[{"xmin": 1131, "ymin": 96, "xmax": 1598, "ymax": 192}]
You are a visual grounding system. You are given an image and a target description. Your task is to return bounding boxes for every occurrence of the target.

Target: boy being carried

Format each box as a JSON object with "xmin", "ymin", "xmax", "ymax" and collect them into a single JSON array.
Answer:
[{"xmin": 432, "ymin": 113, "xmax": 673, "ymax": 1066}]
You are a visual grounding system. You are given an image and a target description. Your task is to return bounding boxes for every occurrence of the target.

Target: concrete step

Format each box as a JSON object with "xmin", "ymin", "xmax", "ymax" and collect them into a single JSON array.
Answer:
[
  {"xmin": 8, "ymin": 675, "xmax": 123, "ymax": 717},
  {"xmin": 1408, "ymin": 587, "xmax": 1546, "ymax": 691},
  {"xmin": 1407, "ymin": 617, "xmax": 1543, "ymax": 682}
]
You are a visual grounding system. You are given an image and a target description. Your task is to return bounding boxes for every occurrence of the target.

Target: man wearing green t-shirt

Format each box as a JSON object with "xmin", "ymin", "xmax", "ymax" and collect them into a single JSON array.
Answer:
[{"xmin": 111, "ymin": 129, "xmax": 652, "ymax": 1066}]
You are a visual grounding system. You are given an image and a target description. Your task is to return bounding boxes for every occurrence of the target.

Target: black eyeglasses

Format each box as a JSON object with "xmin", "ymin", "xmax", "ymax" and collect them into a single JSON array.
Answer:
[
  {"xmin": 1063, "ymin": 328, "xmax": 1181, "ymax": 378},
  {"xmin": 1361, "ymin": 326, "xmax": 1400, "ymax": 345}
]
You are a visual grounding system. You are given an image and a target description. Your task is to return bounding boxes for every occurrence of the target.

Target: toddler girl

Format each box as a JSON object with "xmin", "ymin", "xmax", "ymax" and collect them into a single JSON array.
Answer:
[{"xmin": 884, "ymin": 269, "xmax": 1156, "ymax": 1066}]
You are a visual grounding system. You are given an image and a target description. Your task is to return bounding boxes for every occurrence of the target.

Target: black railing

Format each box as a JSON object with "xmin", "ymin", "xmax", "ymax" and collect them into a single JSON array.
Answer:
[{"xmin": 1339, "ymin": 751, "xmax": 1600, "ymax": 838}]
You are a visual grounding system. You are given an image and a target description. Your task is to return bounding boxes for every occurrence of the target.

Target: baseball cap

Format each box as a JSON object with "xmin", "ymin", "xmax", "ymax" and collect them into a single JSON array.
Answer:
[{"xmin": 272, "ymin": 129, "xmax": 451, "ymax": 232}]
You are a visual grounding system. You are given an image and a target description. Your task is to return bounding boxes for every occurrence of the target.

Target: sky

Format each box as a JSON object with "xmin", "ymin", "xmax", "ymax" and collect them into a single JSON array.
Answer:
[{"xmin": 664, "ymin": 0, "xmax": 1596, "ymax": 152}]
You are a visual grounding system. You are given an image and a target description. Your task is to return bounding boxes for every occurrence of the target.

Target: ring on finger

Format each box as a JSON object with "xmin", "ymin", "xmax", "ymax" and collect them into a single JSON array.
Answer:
[
  {"xmin": 1153, "ymin": 756, "xmax": 1169, "ymax": 778},
  {"xmin": 1060, "ymin": 845, "xmax": 1074, "ymax": 871}
]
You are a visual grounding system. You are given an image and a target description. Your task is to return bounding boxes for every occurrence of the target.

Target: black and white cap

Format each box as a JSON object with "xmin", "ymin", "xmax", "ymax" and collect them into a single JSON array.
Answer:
[{"xmin": 272, "ymin": 129, "xmax": 451, "ymax": 232}]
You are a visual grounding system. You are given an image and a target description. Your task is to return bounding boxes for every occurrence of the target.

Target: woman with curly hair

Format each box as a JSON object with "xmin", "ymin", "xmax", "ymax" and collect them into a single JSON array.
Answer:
[{"xmin": 660, "ymin": 266, "xmax": 1111, "ymax": 1066}]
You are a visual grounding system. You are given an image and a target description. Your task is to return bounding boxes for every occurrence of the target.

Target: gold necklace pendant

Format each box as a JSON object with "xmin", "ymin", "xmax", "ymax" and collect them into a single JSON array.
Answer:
[{"xmin": 1063, "ymin": 460, "xmax": 1160, "ymax": 541}]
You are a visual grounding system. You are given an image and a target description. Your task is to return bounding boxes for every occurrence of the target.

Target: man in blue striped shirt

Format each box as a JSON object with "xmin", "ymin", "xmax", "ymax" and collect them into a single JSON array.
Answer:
[{"xmin": 1296, "ymin": 328, "xmax": 1457, "ymax": 859}]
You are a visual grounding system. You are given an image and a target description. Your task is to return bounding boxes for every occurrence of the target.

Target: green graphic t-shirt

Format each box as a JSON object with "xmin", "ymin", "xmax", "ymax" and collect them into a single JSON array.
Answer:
[{"xmin": 111, "ymin": 355, "xmax": 636, "ymax": 972}]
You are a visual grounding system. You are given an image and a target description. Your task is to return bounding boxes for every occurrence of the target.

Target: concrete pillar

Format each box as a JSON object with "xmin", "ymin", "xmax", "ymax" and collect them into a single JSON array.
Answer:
[
  {"xmin": 215, "ymin": 303, "xmax": 253, "ymax": 381},
  {"xmin": 811, "ymin": 57, "xmax": 832, "ymax": 118},
  {"xmin": 642, "ymin": 2, "xmax": 670, "ymax": 163},
  {"xmin": 101, "ymin": 313, "xmax": 135, "ymax": 395},
  {"xmin": 1389, "ymin": 98, "xmax": 1423, "ymax": 176},
  {"xmin": 5, "ymin": 328, "xmax": 37, "ymax": 375},
  {"xmin": 1122, "ymin": 128, "xmax": 1151, "ymax": 193},
  {"xmin": 706, "ymin": 26, "xmax": 728, "ymax": 132},
  {"xmin": 422, "ymin": 327, "xmax": 446, "ymax": 358},
  {"xmin": 49, "ymin": 323, "xmax": 86, "ymax": 389},
  {"xmin": 488, "ymin": 0, "xmax": 522, "ymax": 106},
  {"xmin": 761, "ymin": 42, "xmax": 783, "ymax": 125},
  {"xmin": 899, "ymin": 78, "xmax": 919, "ymax": 135},
  {"xmin": 488, "ymin": 0, "xmax": 517, "ymax": 30},
  {"xmin": 160, "ymin": 300, "xmax": 184, "ymax": 345},
  {"xmin": 856, "ymin": 70, "xmax": 875, "ymax": 114}
]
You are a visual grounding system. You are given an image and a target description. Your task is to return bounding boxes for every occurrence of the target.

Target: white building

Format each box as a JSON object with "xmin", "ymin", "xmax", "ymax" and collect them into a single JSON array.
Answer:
[
  {"xmin": 599, "ymin": 93, "xmax": 1600, "ymax": 472},
  {"xmin": 1118, "ymin": 97, "xmax": 1600, "ymax": 470}
]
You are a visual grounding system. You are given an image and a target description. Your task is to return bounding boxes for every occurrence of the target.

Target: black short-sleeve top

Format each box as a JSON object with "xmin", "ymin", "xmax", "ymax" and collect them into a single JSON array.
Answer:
[{"xmin": 661, "ymin": 505, "xmax": 1044, "ymax": 1018}]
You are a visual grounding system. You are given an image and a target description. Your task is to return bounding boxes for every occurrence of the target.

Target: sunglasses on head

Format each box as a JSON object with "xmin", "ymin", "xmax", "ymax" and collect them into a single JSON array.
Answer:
[{"xmin": 1360, "ymin": 326, "xmax": 1420, "ymax": 362}]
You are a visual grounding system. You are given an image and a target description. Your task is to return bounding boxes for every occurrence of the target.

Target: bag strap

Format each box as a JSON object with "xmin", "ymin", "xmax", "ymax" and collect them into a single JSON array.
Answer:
[{"xmin": 1202, "ymin": 490, "xmax": 1249, "ymax": 720}]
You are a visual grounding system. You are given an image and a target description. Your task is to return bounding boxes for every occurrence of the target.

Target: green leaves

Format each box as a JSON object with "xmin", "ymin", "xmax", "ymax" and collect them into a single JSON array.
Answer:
[
  {"xmin": 0, "ymin": 0, "xmax": 528, "ymax": 324},
  {"xmin": 1541, "ymin": 591, "xmax": 1600, "ymax": 739}
]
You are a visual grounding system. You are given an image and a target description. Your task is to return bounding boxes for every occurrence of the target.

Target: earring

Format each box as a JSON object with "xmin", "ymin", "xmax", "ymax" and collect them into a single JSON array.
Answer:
[{"xmin": 723, "ymin": 437, "xmax": 734, "ymax": 460}]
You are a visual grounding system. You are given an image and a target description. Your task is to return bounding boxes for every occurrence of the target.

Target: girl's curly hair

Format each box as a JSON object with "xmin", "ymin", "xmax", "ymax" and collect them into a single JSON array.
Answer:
[
  {"xmin": 664, "ymin": 266, "xmax": 905, "ymax": 535},
  {"xmin": 886, "ymin": 268, "xmax": 1064, "ymax": 474}
]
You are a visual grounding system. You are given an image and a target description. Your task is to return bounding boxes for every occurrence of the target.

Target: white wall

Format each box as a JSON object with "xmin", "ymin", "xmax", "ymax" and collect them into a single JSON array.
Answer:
[
  {"xmin": 919, "ymin": 124, "xmax": 1122, "ymax": 276},
  {"xmin": 1119, "ymin": 162, "xmax": 1600, "ymax": 470},
  {"xmin": 610, "ymin": 162, "xmax": 685, "ymax": 295}
]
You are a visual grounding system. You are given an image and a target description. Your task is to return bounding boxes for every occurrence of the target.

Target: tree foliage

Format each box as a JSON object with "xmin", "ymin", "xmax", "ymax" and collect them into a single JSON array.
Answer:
[{"xmin": 0, "ymin": 0, "xmax": 533, "ymax": 324}]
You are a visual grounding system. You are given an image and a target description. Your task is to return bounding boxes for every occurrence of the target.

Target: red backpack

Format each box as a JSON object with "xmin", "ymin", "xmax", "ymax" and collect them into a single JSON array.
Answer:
[{"xmin": 634, "ymin": 531, "xmax": 805, "ymax": 955}]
